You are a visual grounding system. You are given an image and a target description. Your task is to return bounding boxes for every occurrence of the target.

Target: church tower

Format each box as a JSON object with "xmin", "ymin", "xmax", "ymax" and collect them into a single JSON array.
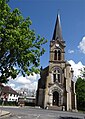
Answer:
[
  {"xmin": 36, "ymin": 14, "xmax": 77, "ymax": 111},
  {"xmin": 50, "ymin": 14, "xmax": 65, "ymax": 64}
]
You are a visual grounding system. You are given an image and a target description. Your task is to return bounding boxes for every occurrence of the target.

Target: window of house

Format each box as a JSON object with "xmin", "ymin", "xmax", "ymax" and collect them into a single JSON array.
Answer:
[
  {"xmin": 10, "ymin": 94, "xmax": 12, "ymax": 96},
  {"xmin": 16, "ymin": 99, "xmax": 17, "ymax": 101}
]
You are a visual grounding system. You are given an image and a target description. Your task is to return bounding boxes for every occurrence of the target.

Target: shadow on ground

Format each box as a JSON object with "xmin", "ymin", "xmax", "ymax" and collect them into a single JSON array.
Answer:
[{"xmin": 59, "ymin": 117, "xmax": 83, "ymax": 119}]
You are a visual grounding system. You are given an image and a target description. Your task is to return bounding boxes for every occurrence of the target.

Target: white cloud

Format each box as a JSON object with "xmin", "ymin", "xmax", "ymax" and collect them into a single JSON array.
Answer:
[
  {"xmin": 68, "ymin": 60, "xmax": 85, "ymax": 80},
  {"xmin": 19, "ymin": 81, "xmax": 38, "ymax": 90},
  {"xmin": 68, "ymin": 50, "xmax": 74, "ymax": 54},
  {"xmin": 7, "ymin": 83, "xmax": 16, "ymax": 89},
  {"xmin": 16, "ymin": 76, "xmax": 31, "ymax": 84},
  {"xmin": 9, "ymin": 83, "xmax": 16, "ymax": 89},
  {"xmin": 7, "ymin": 73, "xmax": 40, "ymax": 91},
  {"xmin": 27, "ymin": 73, "xmax": 40, "ymax": 81},
  {"xmin": 78, "ymin": 36, "xmax": 85, "ymax": 54}
]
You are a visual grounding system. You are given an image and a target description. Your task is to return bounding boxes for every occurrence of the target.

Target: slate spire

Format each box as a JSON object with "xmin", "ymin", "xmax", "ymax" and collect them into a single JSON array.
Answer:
[{"xmin": 52, "ymin": 13, "xmax": 63, "ymax": 40}]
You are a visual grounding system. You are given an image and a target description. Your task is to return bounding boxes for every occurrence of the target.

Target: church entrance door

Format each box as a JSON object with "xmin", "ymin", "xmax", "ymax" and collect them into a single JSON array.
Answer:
[{"xmin": 53, "ymin": 91, "xmax": 59, "ymax": 106}]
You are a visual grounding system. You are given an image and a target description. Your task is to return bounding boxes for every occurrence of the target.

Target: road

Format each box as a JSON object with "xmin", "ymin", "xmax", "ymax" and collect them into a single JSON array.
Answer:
[{"xmin": 0, "ymin": 106, "xmax": 85, "ymax": 119}]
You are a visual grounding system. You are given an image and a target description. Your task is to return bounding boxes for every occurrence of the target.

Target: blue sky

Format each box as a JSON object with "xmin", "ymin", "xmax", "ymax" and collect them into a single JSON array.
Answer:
[
  {"xmin": 9, "ymin": 0, "xmax": 85, "ymax": 67},
  {"xmin": 7, "ymin": 0, "xmax": 85, "ymax": 90}
]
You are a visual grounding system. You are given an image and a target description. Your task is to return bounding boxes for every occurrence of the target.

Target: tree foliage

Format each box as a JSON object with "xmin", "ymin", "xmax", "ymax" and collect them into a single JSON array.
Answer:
[
  {"xmin": 0, "ymin": 0, "xmax": 47, "ymax": 83},
  {"xmin": 75, "ymin": 77, "xmax": 85, "ymax": 110}
]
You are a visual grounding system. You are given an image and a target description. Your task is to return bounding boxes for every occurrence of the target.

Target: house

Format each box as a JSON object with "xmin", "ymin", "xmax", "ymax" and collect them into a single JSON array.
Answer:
[
  {"xmin": 36, "ymin": 14, "xmax": 77, "ymax": 111},
  {"xmin": 1, "ymin": 86, "xmax": 19, "ymax": 102}
]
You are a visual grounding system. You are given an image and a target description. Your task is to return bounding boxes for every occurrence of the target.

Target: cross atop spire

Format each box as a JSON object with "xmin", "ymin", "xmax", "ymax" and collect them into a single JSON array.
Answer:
[{"xmin": 52, "ymin": 13, "xmax": 63, "ymax": 40}]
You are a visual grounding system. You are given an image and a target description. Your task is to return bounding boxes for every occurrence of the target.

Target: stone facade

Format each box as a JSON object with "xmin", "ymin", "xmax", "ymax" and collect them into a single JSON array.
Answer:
[{"xmin": 36, "ymin": 14, "xmax": 77, "ymax": 111}]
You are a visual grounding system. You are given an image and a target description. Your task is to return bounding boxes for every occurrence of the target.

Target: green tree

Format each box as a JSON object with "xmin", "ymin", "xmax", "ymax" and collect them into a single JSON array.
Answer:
[
  {"xmin": 75, "ymin": 77, "xmax": 85, "ymax": 110},
  {"xmin": 0, "ymin": 0, "xmax": 47, "ymax": 83}
]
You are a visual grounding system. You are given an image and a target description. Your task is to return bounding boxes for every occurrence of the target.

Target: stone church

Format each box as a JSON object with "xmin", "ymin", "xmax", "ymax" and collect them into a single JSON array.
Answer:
[{"xmin": 36, "ymin": 14, "xmax": 77, "ymax": 111}]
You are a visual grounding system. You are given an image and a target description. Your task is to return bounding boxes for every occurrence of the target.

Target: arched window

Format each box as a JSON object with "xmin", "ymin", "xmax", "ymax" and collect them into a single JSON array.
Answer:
[
  {"xmin": 57, "ymin": 70, "xmax": 61, "ymax": 82},
  {"xmin": 53, "ymin": 70, "xmax": 57, "ymax": 82},
  {"xmin": 54, "ymin": 50, "xmax": 57, "ymax": 60},
  {"xmin": 58, "ymin": 50, "xmax": 61, "ymax": 60},
  {"xmin": 54, "ymin": 49, "xmax": 61, "ymax": 61},
  {"xmin": 53, "ymin": 69, "xmax": 61, "ymax": 83}
]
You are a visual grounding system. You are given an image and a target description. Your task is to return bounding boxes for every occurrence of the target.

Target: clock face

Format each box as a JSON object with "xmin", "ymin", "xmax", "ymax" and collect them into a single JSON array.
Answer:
[{"xmin": 55, "ymin": 44, "xmax": 59, "ymax": 47}]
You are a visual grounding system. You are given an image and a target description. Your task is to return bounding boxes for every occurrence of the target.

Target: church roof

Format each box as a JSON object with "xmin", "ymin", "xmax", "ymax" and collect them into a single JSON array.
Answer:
[{"xmin": 52, "ymin": 13, "xmax": 62, "ymax": 40}]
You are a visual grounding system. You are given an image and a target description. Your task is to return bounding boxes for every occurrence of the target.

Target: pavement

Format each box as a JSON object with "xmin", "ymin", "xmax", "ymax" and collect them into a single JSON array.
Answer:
[
  {"xmin": 0, "ymin": 106, "xmax": 20, "ymax": 118},
  {"xmin": 0, "ymin": 106, "xmax": 85, "ymax": 119},
  {"xmin": 0, "ymin": 110, "xmax": 10, "ymax": 118},
  {"xmin": 0, "ymin": 106, "xmax": 37, "ymax": 118}
]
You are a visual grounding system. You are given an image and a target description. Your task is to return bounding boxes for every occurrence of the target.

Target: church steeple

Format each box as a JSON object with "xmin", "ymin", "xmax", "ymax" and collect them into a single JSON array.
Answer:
[
  {"xmin": 50, "ymin": 14, "xmax": 65, "ymax": 63},
  {"xmin": 52, "ymin": 14, "xmax": 62, "ymax": 40}
]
